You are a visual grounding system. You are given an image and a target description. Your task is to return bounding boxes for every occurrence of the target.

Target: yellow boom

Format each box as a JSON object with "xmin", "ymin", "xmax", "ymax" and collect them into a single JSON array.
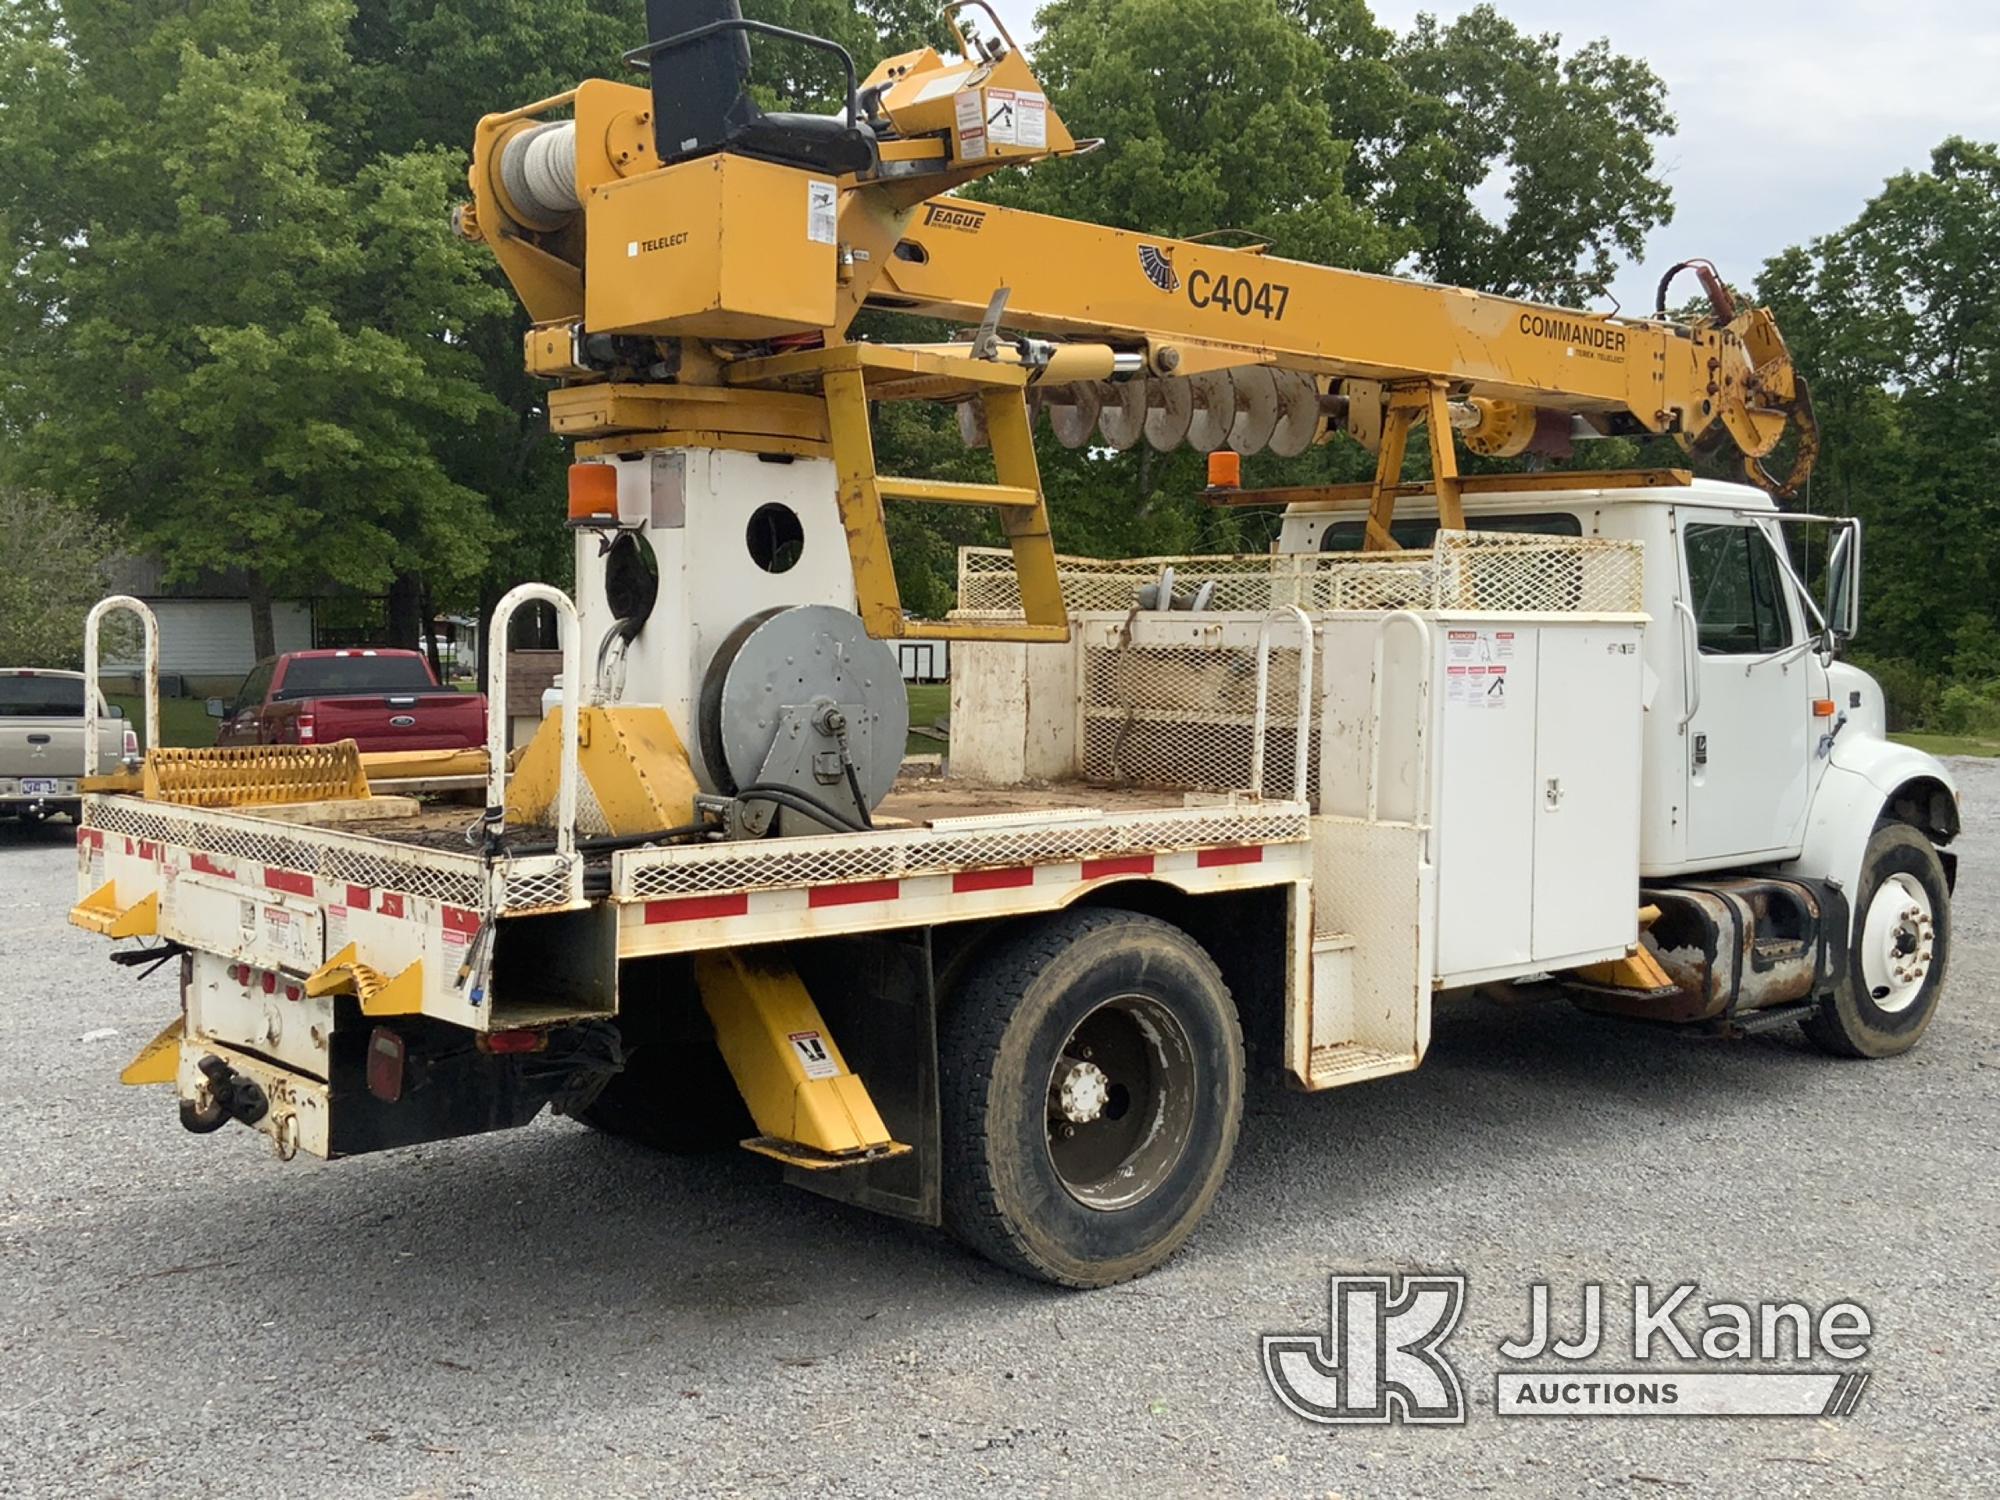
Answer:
[{"xmin": 457, "ymin": 5, "xmax": 1815, "ymax": 590}]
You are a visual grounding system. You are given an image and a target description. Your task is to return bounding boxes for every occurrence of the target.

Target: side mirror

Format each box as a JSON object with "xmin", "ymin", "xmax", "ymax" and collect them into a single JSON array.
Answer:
[
  {"xmin": 205, "ymin": 697, "xmax": 228, "ymax": 719},
  {"xmin": 105, "ymin": 702, "xmax": 124, "ymax": 718},
  {"xmin": 1823, "ymin": 520, "xmax": 1861, "ymax": 645}
]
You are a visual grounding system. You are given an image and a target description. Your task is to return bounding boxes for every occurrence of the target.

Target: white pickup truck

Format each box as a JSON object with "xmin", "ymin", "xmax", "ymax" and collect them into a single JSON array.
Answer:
[{"xmin": 0, "ymin": 668, "xmax": 136, "ymax": 824}]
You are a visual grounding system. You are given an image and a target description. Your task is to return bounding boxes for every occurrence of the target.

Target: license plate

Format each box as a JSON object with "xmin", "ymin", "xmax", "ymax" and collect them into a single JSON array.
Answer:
[{"xmin": 21, "ymin": 778, "xmax": 57, "ymax": 795}]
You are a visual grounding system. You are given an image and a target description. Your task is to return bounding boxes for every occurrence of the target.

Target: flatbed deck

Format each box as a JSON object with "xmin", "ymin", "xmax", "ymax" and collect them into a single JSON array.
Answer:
[{"xmin": 244, "ymin": 776, "xmax": 1209, "ymax": 853}]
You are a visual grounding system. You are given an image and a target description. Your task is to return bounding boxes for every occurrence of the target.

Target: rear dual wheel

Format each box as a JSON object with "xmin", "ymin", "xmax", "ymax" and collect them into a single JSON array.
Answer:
[{"xmin": 940, "ymin": 909, "xmax": 1244, "ymax": 1287}]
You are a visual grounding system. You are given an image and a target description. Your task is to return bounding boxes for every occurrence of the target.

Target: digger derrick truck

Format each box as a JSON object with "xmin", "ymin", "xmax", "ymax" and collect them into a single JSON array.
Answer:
[{"xmin": 73, "ymin": 2, "xmax": 1958, "ymax": 1286}]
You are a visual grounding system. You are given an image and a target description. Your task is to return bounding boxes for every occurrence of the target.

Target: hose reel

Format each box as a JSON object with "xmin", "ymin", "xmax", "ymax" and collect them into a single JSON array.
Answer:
[{"xmin": 697, "ymin": 605, "xmax": 908, "ymax": 837}]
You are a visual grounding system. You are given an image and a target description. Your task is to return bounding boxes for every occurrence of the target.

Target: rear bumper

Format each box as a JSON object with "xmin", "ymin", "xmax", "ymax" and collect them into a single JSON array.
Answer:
[
  {"xmin": 0, "ymin": 786, "xmax": 80, "ymax": 818},
  {"xmin": 179, "ymin": 1040, "xmax": 331, "ymax": 1159}
]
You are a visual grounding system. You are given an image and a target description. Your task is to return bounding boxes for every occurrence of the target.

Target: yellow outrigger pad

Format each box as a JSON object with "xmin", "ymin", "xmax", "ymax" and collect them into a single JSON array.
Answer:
[
  {"xmin": 305, "ymin": 943, "xmax": 425, "ymax": 1017},
  {"xmin": 70, "ymin": 882, "xmax": 158, "ymax": 938},
  {"xmin": 139, "ymin": 743, "xmax": 371, "ymax": 809},
  {"xmin": 120, "ymin": 1018, "xmax": 184, "ymax": 1085}
]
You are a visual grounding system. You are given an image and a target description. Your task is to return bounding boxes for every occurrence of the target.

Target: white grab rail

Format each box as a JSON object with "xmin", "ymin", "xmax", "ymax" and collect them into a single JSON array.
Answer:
[
  {"xmin": 484, "ymin": 585, "xmax": 582, "ymax": 859},
  {"xmin": 83, "ymin": 596, "xmax": 159, "ymax": 776},
  {"xmin": 1366, "ymin": 610, "xmax": 1433, "ymax": 825},
  {"xmin": 1250, "ymin": 606, "xmax": 1315, "ymax": 803}
]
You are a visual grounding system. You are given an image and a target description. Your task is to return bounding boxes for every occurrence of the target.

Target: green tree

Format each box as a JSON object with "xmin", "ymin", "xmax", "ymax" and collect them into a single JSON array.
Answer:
[
  {"xmin": 1313, "ymin": 1, "xmax": 1676, "ymax": 305},
  {"xmin": 0, "ymin": 486, "xmax": 126, "ymax": 668},
  {"xmin": 1757, "ymin": 138, "xmax": 2000, "ymax": 671},
  {"xmin": 0, "ymin": 0, "xmax": 510, "ymax": 657}
]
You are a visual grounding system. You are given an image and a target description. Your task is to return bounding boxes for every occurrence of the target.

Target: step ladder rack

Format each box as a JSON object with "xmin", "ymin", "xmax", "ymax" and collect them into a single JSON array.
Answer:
[{"xmin": 725, "ymin": 341, "xmax": 1079, "ymax": 645}]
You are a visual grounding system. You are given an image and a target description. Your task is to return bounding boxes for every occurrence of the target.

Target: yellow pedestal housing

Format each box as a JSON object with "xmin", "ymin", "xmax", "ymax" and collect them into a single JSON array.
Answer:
[{"xmin": 505, "ymin": 704, "xmax": 703, "ymax": 837}]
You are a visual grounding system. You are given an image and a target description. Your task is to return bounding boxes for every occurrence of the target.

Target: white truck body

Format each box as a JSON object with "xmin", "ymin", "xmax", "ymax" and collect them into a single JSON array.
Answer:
[{"xmin": 71, "ymin": 464, "xmax": 1959, "ymax": 1282}]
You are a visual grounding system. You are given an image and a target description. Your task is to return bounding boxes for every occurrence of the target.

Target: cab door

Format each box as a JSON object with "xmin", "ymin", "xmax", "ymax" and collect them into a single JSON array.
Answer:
[
  {"xmin": 216, "ymin": 659, "xmax": 275, "ymax": 746},
  {"xmin": 1678, "ymin": 518, "xmax": 1812, "ymax": 864}
]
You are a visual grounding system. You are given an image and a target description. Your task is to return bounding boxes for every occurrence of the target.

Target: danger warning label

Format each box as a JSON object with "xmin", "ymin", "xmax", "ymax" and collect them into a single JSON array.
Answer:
[
  {"xmin": 788, "ymin": 1030, "xmax": 839, "ymax": 1080},
  {"xmin": 1445, "ymin": 629, "xmax": 1512, "ymax": 709}
]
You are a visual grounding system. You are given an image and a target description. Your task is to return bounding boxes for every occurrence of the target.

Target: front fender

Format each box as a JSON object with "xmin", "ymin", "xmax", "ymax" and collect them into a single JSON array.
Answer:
[{"xmin": 1779, "ymin": 732, "xmax": 1958, "ymax": 937}]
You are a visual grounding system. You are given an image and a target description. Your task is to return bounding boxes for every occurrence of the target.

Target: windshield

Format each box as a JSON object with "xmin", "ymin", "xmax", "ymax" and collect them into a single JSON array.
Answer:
[
  {"xmin": 274, "ymin": 656, "xmax": 437, "ymax": 700},
  {"xmin": 0, "ymin": 674, "xmax": 87, "ymax": 717}
]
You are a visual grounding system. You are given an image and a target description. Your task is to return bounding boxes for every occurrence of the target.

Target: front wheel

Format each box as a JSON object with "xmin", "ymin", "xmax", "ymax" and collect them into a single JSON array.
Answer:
[
  {"xmin": 939, "ymin": 908, "xmax": 1244, "ymax": 1287},
  {"xmin": 1802, "ymin": 820, "xmax": 1951, "ymax": 1058}
]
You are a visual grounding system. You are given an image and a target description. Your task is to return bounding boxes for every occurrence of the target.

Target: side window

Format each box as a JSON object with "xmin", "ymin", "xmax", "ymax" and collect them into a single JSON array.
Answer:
[
  {"xmin": 1318, "ymin": 510, "xmax": 1583, "ymax": 552},
  {"xmin": 234, "ymin": 660, "xmax": 275, "ymax": 713},
  {"xmin": 1684, "ymin": 523, "xmax": 1793, "ymax": 654}
]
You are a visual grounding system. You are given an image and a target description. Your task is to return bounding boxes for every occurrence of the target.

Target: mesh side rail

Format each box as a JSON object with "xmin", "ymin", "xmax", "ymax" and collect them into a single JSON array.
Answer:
[
  {"xmin": 86, "ymin": 797, "xmax": 490, "ymax": 911},
  {"xmin": 617, "ymin": 803, "xmax": 1310, "ymax": 901},
  {"xmin": 1080, "ymin": 633, "xmax": 1320, "ymax": 801},
  {"xmin": 956, "ymin": 532, "xmax": 1644, "ymax": 617}
]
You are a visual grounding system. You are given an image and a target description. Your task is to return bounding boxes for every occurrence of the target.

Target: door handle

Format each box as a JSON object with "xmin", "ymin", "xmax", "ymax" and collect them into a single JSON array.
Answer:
[{"xmin": 1674, "ymin": 599, "xmax": 1702, "ymax": 729}]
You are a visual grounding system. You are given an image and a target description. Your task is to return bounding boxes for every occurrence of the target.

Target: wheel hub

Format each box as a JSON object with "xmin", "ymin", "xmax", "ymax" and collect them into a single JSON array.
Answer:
[
  {"xmin": 1044, "ymin": 995, "xmax": 1196, "ymax": 1212},
  {"xmin": 1052, "ymin": 1058, "xmax": 1111, "ymax": 1124},
  {"xmin": 1860, "ymin": 872, "xmax": 1935, "ymax": 1013}
]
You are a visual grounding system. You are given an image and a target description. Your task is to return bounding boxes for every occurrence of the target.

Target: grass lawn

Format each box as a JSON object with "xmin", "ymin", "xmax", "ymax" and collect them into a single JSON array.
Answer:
[
  {"xmin": 906, "ymin": 681, "xmax": 949, "ymax": 756},
  {"xmin": 106, "ymin": 694, "xmax": 217, "ymax": 751},
  {"xmin": 1890, "ymin": 731, "xmax": 2000, "ymax": 759}
]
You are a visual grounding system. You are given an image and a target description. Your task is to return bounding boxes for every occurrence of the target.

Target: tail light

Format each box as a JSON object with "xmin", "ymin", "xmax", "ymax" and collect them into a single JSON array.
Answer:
[
  {"xmin": 477, "ymin": 1028, "xmax": 548, "ymax": 1055},
  {"xmin": 367, "ymin": 1027, "xmax": 406, "ymax": 1103},
  {"xmin": 297, "ymin": 711, "xmax": 316, "ymax": 742},
  {"xmin": 121, "ymin": 727, "xmax": 139, "ymax": 760}
]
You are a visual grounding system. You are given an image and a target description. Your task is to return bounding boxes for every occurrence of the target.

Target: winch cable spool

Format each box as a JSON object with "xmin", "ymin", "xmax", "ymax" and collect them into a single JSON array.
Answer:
[
  {"xmin": 498, "ymin": 119, "xmax": 581, "ymax": 228},
  {"xmin": 697, "ymin": 605, "xmax": 908, "ymax": 834}
]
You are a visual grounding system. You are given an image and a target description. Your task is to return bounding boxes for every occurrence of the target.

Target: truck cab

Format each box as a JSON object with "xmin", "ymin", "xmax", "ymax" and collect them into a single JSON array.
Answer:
[{"xmin": 1276, "ymin": 473, "xmax": 1958, "ymax": 1053}]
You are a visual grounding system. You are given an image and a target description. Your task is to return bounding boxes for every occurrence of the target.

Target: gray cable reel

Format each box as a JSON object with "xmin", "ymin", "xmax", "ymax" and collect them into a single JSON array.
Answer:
[{"xmin": 697, "ymin": 605, "xmax": 909, "ymax": 837}]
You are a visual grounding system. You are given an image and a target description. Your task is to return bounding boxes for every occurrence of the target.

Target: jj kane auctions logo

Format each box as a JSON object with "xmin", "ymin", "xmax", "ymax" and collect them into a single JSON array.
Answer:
[{"xmin": 1264, "ymin": 1275, "xmax": 1874, "ymax": 1423}]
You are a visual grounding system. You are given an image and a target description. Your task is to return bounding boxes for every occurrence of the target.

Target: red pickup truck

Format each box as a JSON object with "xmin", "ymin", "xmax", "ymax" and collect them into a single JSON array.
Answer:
[{"xmin": 209, "ymin": 650, "xmax": 486, "ymax": 754}]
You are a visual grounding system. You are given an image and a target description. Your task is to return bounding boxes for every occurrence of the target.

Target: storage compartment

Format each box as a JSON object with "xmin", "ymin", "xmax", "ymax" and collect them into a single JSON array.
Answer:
[
  {"xmin": 585, "ymin": 155, "xmax": 836, "ymax": 339},
  {"xmin": 486, "ymin": 903, "xmax": 619, "ymax": 1025}
]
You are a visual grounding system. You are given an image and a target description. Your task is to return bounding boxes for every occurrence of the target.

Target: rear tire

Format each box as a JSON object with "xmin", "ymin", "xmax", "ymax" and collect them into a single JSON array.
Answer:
[
  {"xmin": 1802, "ymin": 820, "xmax": 1950, "ymax": 1059},
  {"xmin": 939, "ymin": 908, "xmax": 1244, "ymax": 1287}
]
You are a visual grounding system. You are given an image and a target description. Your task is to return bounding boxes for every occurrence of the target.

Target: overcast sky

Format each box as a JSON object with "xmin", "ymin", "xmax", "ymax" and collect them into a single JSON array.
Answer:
[{"xmin": 984, "ymin": 0, "xmax": 2000, "ymax": 312}]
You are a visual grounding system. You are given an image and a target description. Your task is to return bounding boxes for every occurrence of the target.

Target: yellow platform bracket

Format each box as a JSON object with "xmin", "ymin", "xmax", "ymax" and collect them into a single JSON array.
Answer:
[
  {"xmin": 695, "ymin": 948, "xmax": 909, "ymax": 1169},
  {"xmin": 134, "ymin": 742, "xmax": 372, "ymax": 809},
  {"xmin": 306, "ymin": 943, "xmax": 426, "ymax": 1018},
  {"xmin": 70, "ymin": 882, "xmax": 158, "ymax": 938},
  {"xmin": 1569, "ymin": 905, "xmax": 1678, "ymax": 993},
  {"xmin": 506, "ymin": 704, "xmax": 701, "ymax": 837},
  {"xmin": 730, "ymin": 343, "xmax": 1071, "ymax": 645},
  {"xmin": 120, "ymin": 1017, "xmax": 185, "ymax": 1086}
]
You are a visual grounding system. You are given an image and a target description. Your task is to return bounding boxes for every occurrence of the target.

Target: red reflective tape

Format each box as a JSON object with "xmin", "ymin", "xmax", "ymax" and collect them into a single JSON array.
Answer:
[
  {"xmin": 1197, "ymin": 845, "xmax": 1263, "ymax": 868},
  {"xmin": 346, "ymin": 885, "xmax": 372, "ymax": 912},
  {"xmin": 808, "ymin": 880, "xmax": 900, "ymax": 908},
  {"xmin": 138, "ymin": 840, "xmax": 160, "ymax": 861},
  {"xmin": 953, "ymin": 866, "xmax": 1034, "ymax": 893},
  {"xmin": 377, "ymin": 892, "xmax": 405, "ymax": 919},
  {"xmin": 644, "ymin": 892, "xmax": 751, "ymax": 925},
  {"xmin": 189, "ymin": 853, "xmax": 235, "ymax": 879},
  {"xmin": 1082, "ymin": 855, "xmax": 1155, "ymax": 880},
  {"xmin": 76, "ymin": 828, "xmax": 103, "ymax": 850},
  {"xmin": 264, "ymin": 867, "xmax": 315, "ymax": 897},
  {"xmin": 443, "ymin": 905, "xmax": 482, "ymax": 936}
]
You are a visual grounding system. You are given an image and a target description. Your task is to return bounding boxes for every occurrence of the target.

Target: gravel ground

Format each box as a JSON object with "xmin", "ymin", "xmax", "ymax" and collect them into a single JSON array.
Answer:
[{"xmin": 2, "ymin": 764, "xmax": 1996, "ymax": 1498}]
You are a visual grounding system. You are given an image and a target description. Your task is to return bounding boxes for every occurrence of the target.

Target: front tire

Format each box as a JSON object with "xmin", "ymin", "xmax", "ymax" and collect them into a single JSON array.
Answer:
[
  {"xmin": 939, "ymin": 908, "xmax": 1244, "ymax": 1287},
  {"xmin": 1803, "ymin": 820, "xmax": 1951, "ymax": 1058}
]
